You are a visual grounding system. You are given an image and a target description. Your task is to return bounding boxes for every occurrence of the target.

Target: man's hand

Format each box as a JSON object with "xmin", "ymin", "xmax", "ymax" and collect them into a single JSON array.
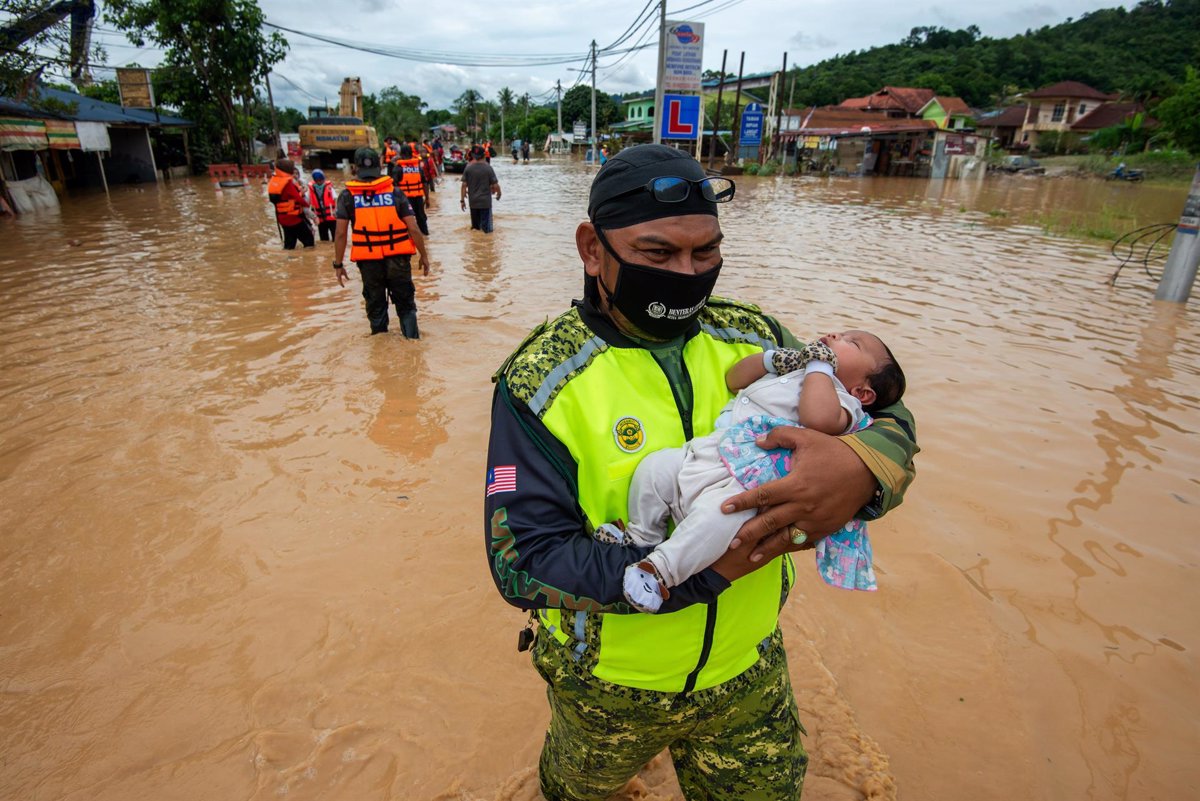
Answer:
[
  {"xmin": 334, "ymin": 264, "xmax": 348, "ymax": 287},
  {"xmin": 719, "ymin": 427, "xmax": 876, "ymax": 567},
  {"xmin": 419, "ymin": 254, "xmax": 430, "ymax": 275}
]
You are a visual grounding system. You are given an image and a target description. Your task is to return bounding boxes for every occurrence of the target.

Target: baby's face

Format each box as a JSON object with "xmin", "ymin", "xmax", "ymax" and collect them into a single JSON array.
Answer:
[{"xmin": 819, "ymin": 330, "xmax": 888, "ymax": 391}]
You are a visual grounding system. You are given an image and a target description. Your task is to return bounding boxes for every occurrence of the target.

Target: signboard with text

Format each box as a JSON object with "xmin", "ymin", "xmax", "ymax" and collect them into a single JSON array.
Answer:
[
  {"xmin": 573, "ymin": 121, "xmax": 587, "ymax": 141},
  {"xmin": 116, "ymin": 68, "xmax": 154, "ymax": 109},
  {"xmin": 661, "ymin": 20, "xmax": 704, "ymax": 93},
  {"xmin": 660, "ymin": 94, "xmax": 701, "ymax": 140},
  {"xmin": 739, "ymin": 102, "xmax": 764, "ymax": 146}
]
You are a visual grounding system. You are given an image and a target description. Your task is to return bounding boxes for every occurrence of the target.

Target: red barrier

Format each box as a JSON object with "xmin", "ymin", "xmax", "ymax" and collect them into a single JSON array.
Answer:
[
  {"xmin": 241, "ymin": 164, "xmax": 272, "ymax": 179},
  {"xmin": 207, "ymin": 164, "xmax": 242, "ymax": 179}
]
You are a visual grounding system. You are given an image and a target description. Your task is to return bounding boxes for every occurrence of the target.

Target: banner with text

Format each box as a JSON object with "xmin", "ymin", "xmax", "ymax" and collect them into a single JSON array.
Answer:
[{"xmin": 661, "ymin": 21, "xmax": 705, "ymax": 94}]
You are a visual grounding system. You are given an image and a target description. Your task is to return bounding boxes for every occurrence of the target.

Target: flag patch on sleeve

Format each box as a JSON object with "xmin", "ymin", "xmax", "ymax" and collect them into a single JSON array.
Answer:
[{"xmin": 486, "ymin": 465, "xmax": 517, "ymax": 496}]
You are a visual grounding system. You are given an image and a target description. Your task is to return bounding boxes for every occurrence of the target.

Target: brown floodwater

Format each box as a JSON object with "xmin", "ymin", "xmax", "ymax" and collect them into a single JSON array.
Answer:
[{"xmin": 1, "ymin": 163, "xmax": 1197, "ymax": 801}]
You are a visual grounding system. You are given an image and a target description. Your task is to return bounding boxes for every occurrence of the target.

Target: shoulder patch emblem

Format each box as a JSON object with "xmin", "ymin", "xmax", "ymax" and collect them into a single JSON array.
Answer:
[{"xmin": 613, "ymin": 416, "xmax": 646, "ymax": 453}]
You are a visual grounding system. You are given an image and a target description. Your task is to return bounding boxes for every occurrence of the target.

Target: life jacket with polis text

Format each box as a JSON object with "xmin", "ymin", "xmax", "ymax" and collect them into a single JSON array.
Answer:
[
  {"xmin": 395, "ymin": 158, "xmax": 425, "ymax": 198},
  {"xmin": 345, "ymin": 175, "xmax": 417, "ymax": 261}
]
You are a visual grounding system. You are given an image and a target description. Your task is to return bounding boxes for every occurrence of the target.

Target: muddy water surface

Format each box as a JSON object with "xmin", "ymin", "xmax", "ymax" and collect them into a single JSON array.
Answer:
[{"xmin": 1, "ymin": 164, "xmax": 1196, "ymax": 801}]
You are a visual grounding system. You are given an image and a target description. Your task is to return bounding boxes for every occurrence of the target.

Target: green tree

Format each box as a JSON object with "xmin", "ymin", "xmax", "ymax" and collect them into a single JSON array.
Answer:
[
  {"xmin": 366, "ymin": 86, "xmax": 428, "ymax": 141},
  {"xmin": 1154, "ymin": 65, "xmax": 1200, "ymax": 153},
  {"xmin": 561, "ymin": 84, "xmax": 619, "ymax": 130},
  {"xmin": 1, "ymin": 0, "xmax": 107, "ymax": 102},
  {"xmin": 453, "ymin": 89, "xmax": 482, "ymax": 138},
  {"xmin": 105, "ymin": 0, "xmax": 287, "ymax": 163},
  {"xmin": 497, "ymin": 87, "xmax": 515, "ymax": 143}
]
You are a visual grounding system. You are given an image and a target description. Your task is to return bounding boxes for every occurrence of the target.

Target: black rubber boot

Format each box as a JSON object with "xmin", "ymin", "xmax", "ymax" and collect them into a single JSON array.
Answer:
[{"xmin": 400, "ymin": 311, "xmax": 420, "ymax": 339}]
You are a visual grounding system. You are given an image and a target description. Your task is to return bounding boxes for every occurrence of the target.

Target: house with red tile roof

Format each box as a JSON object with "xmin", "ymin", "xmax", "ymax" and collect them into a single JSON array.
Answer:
[
  {"xmin": 1017, "ymin": 81, "xmax": 1118, "ymax": 148},
  {"xmin": 838, "ymin": 87, "xmax": 936, "ymax": 118}
]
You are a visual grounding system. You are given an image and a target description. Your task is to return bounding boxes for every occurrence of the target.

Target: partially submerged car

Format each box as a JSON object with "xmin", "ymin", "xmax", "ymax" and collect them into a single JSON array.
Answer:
[{"xmin": 998, "ymin": 155, "xmax": 1045, "ymax": 174}]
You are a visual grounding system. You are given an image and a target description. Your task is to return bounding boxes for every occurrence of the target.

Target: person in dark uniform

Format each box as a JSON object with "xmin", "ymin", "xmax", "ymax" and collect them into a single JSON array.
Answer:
[{"xmin": 332, "ymin": 147, "xmax": 430, "ymax": 338}]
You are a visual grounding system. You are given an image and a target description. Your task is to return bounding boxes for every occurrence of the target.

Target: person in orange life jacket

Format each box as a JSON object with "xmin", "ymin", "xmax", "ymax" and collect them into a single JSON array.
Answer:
[
  {"xmin": 332, "ymin": 147, "xmax": 430, "ymax": 338},
  {"xmin": 383, "ymin": 136, "xmax": 401, "ymax": 167},
  {"xmin": 392, "ymin": 144, "xmax": 430, "ymax": 236},
  {"xmin": 483, "ymin": 144, "xmax": 918, "ymax": 801},
  {"xmin": 267, "ymin": 158, "xmax": 313, "ymax": 250},
  {"xmin": 308, "ymin": 169, "xmax": 337, "ymax": 242}
]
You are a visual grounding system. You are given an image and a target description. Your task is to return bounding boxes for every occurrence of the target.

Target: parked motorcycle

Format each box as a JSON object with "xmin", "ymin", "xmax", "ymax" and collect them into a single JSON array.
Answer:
[{"xmin": 1107, "ymin": 164, "xmax": 1145, "ymax": 182}]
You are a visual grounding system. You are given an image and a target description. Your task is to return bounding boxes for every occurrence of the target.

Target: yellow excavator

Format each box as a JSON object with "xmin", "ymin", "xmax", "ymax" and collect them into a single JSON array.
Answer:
[{"xmin": 298, "ymin": 77, "xmax": 378, "ymax": 168}]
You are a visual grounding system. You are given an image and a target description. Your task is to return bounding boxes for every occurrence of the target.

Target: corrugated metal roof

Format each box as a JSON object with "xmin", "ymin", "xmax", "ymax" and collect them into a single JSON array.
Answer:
[{"xmin": 0, "ymin": 86, "xmax": 192, "ymax": 126}]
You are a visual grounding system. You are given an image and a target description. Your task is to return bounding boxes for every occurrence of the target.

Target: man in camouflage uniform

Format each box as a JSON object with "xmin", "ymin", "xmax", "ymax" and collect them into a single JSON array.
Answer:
[{"xmin": 484, "ymin": 144, "xmax": 918, "ymax": 800}]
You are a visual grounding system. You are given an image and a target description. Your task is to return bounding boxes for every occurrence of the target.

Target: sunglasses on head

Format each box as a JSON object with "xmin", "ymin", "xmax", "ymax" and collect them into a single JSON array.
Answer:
[{"xmin": 607, "ymin": 175, "xmax": 737, "ymax": 206}]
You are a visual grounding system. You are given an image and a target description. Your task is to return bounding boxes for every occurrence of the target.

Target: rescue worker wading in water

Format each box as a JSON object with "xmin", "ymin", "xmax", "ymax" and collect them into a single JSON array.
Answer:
[
  {"xmin": 332, "ymin": 147, "xmax": 430, "ymax": 338},
  {"xmin": 393, "ymin": 144, "xmax": 430, "ymax": 236},
  {"xmin": 308, "ymin": 169, "xmax": 337, "ymax": 242},
  {"xmin": 267, "ymin": 158, "xmax": 313, "ymax": 249}
]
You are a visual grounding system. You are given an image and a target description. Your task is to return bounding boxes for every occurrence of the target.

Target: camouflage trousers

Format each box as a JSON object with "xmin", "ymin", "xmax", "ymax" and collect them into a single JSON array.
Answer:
[{"xmin": 532, "ymin": 627, "xmax": 808, "ymax": 801}]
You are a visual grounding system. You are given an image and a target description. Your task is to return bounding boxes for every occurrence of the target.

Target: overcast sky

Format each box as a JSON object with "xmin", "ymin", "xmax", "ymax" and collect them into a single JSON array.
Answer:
[{"xmin": 87, "ymin": 0, "xmax": 1128, "ymax": 112}]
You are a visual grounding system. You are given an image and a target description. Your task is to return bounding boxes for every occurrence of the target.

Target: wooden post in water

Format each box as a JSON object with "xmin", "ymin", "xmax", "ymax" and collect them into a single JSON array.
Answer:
[
  {"xmin": 707, "ymin": 49, "xmax": 728, "ymax": 170},
  {"xmin": 1155, "ymin": 165, "xmax": 1200, "ymax": 303}
]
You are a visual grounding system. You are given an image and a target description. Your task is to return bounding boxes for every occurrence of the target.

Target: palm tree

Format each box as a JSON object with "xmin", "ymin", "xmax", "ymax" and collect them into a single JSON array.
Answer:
[
  {"xmin": 454, "ymin": 89, "xmax": 482, "ymax": 138},
  {"xmin": 498, "ymin": 87, "xmax": 515, "ymax": 144}
]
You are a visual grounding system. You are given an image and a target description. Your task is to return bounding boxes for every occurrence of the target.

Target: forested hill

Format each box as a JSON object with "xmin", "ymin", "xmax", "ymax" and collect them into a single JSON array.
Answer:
[{"xmin": 787, "ymin": 0, "xmax": 1199, "ymax": 108}]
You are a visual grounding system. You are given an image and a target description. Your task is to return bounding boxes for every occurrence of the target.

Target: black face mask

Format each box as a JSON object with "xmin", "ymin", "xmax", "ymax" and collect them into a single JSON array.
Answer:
[{"xmin": 594, "ymin": 228, "xmax": 722, "ymax": 340}]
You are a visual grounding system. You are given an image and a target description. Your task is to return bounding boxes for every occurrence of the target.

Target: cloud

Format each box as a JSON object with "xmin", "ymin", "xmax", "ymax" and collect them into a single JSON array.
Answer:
[{"xmin": 789, "ymin": 32, "xmax": 838, "ymax": 50}]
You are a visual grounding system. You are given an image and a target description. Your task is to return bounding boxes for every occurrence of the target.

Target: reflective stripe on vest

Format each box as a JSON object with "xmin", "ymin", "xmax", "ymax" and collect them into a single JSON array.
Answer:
[
  {"xmin": 395, "ymin": 158, "xmax": 424, "ymax": 198},
  {"xmin": 523, "ymin": 305, "xmax": 785, "ymax": 692},
  {"xmin": 267, "ymin": 170, "xmax": 301, "ymax": 223},
  {"xmin": 345, "ymin": 176, "xmax": 417, "ymax": 261}
]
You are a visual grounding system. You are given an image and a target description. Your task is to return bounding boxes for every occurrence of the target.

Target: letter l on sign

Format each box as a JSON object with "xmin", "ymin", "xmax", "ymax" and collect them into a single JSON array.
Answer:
[{"xmin": 666, "ymin": 98, "xmax": 696, "ymax": 136}]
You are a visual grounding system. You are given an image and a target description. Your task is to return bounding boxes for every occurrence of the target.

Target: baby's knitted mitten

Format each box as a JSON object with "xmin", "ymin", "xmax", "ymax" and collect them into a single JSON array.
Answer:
[{"xmin": 770, "ymin": 341, "xmax": 838, "ymax": 375}]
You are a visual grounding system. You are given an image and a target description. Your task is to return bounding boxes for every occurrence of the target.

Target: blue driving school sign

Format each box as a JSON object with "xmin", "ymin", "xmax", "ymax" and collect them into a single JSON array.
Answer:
[
  {"xmin": 739, "ymin": 102, "xmax": 764, "ymax": 146},
  {"xmin": 660, "ymin": 94, "xmax": 701, "ymax": 140}
]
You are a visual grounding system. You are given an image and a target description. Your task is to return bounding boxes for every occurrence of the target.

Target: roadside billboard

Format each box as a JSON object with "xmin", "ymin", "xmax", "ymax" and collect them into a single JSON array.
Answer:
[{"xmin": 661, "ymin": 21, "xmax": 704, "ymax": 94}]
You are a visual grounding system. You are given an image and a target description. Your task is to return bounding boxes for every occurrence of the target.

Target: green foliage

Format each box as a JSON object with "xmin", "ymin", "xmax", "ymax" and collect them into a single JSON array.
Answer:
[
  {"xmin": 744, "ymin": 162, "xmax": 760, "ymax": 175},
  {"xmin": 453, "ymin": 89, "xmax": 483, "ymax": 136},
  {"xmin": 758, "ymin": 160, "xmax": 780, "ymax": 176},
  {"xmin": 105, "ymin": 0, "xmax": 288, "ymax": 163},
  {"xmin": 561, "ymin": 84, "xmax": 620, "ymax": 130},
  {"xmin": 1154, "ymin": 65, "xmax": 1200, "ymax": 153},
  {"xmin": 365, "ymin": 86, "xmax": 429, "ymax": 141},
  {"xmin": 787, "ymin": 0, "xmax": 1200, "ymax": 108}
]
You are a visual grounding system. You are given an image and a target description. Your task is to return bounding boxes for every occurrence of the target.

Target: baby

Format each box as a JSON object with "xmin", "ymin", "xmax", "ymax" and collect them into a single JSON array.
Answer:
[{"xmin": 598, "ymin": 330, "xmax": 906, "ymax": 613}]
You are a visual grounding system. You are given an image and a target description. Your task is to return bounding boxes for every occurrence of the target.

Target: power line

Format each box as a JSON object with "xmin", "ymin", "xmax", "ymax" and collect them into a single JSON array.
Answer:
[{"xmin": 262, "ymin": 21, "xmax": 592, "ymax": 67}]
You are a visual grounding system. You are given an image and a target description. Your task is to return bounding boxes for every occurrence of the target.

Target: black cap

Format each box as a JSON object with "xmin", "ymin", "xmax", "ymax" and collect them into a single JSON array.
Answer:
[
  {"xmin": 354, "ymin": 147, "xmax": 381, "ymax": 178},
  {"xmin": 587, "ymin": 144, "xmax": 716, "ymax": 229}
]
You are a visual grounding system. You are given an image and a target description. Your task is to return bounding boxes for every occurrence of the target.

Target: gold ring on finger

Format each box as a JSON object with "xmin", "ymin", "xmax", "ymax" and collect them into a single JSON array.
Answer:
[{"xmin": 788, "ymin": 525, "xmax": 808, "ymax": 545}]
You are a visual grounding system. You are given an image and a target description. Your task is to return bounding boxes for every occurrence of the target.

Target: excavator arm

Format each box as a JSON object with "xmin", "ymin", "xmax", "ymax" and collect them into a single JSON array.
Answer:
[{"xmin": 0, "ymin": 0, "xmax": 95, "ymax": 85}]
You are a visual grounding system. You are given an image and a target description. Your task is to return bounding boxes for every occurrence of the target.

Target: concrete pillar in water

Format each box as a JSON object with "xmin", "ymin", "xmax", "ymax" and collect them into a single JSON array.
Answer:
[{"xmin": 1155, "ymin": 165, "xmax": 1200, "ymax": 303}]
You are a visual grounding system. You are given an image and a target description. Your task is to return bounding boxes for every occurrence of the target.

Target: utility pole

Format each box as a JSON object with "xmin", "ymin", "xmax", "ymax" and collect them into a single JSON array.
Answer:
[
  {"xmin": 1155, "ymin": 166, "xmax": 1200, "ymax": 303},
  {"xmin": 770, "ymin": 53, "xmax": 787, "ymax": 162},
  {"xmin": 590, "ymin": 40, "xmax": 598, "ymax": 165},
  {"xmin": 731, "ymin": 52, "xmax": 745, "ymax": 157},
  {"xmin": 556, "ymin": 79, "xmax": 563, "ymax": 139},
  {"xmin": 707, "ymin": 49, "xmax": 727, "ymax": 170},
  {"xmin": 264, "ymin": 71, "xmax": 281, "ymax": 157},
  {"xmin": 652, "ymin": 0, "xmax": 666, "ymax": 145}
]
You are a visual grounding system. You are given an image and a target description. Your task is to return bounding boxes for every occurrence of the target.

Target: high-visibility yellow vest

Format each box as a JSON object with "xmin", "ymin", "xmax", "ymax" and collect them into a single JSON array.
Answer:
[{"xmin": 506, "ymin": 298, "xmax": 795, "ymax": 692}]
